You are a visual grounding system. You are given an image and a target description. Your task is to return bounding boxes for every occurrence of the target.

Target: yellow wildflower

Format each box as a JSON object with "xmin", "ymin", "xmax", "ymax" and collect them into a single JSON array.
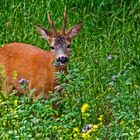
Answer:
[
  {"xmin": 100, "ymin": 115, "xmax": 104, "ymax": 118},
  {"xmin": 14, "ymin": 99, "xmax": 18, "ymax": 107},
  {"xmin": 81, "ymin": 103, "xmax": 89, "ymax": 113},
  {"xmin": 98, "ymin": 115, "xmax": 104, "ymax": 121},
  {"xmin": 73, "ymin": 127, "xmax": 79, "ymax": 132},
  {"xmin": 82, "ymin": 132, "xmax": 91, "ymax": 139},
  {"xmin": 92, "ymin": 124, "xmax": 98, "ymax": 129},
  {"xmin": 12, "ymin": 71, "xmax": 18, "ymax": 80},
  {"xmin": 82, "ymin": 129, "xmax": 92, "ymax": 139},
  {"xmin": 73, "ymin": 127, "xmax": 80, "ymax": 139}
]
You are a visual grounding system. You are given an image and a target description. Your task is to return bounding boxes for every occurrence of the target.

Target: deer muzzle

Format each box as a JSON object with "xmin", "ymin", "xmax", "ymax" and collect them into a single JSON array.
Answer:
[{"xmin": 57, "ymin": 56, "xmax": 69, "ymax": 64}]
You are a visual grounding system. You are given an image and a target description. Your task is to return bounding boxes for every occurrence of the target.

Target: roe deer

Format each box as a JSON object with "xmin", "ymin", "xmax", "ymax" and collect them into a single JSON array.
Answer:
[{"xmin": 0, "ymin": 8, "xmax": 82, "ymax": 99}]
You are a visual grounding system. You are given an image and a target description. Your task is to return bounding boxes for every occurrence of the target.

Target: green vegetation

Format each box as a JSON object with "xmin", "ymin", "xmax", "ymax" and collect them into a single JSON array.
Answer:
[{"xmin": 0, "ymin": 0, "xmax": 140, "ymax": 139}]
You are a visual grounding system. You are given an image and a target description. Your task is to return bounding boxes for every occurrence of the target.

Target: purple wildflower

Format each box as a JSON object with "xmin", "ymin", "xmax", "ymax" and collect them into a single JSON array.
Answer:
[
  {"xmin": 82, "ymin": 128, "xmax": 87, "ymax": 133},
  {"xmin": 18, "ymin": 79, "xmax": 25, "ymax": 84},
  {"xmin": 18, "ymin": 79, "xmax": 29, "ymax": 90},
  {"xmin": 86, "ymin": 124, "xmax": 92, "ymax": 130},
  {"xmin": 107, "ymin": 55, "xmax": 113, "ymax": 61},
  {"xmin": 82, "ymin": 124, "xmax": 92, "ymax": 133},
  {"xmin": 111, "ymin": 75, "xmax": 117, "ymax": 80},
  {"xmin": 18, "ymin": 78, "xmax": 29, "ymax": 85}
]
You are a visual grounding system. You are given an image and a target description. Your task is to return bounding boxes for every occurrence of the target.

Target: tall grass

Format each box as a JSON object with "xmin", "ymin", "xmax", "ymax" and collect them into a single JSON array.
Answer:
[{"xmin": 0, "ymin": 0, "xmax": 140, "ymax": 139}]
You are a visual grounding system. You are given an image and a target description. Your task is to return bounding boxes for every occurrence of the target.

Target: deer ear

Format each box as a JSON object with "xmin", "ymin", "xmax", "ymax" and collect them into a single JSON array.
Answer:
[
  {"xmin": 67, "ymin": 21, "xmax": 82, "ymax": 39},
  {"xmin": 35, "ymin": 25, "xmax": 52, "ymax": 40}
]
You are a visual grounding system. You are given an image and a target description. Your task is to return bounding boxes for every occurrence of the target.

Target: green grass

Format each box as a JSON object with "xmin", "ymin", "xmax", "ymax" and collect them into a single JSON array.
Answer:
[{"xmin": 0, "ymin": 0, "xmax": 140, "ymax": 139}]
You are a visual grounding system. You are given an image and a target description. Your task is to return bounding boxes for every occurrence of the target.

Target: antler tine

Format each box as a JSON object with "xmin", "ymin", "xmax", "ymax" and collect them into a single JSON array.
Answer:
[
  {"xmin": 62, "ymin": 6, "xmax": 67, "ymax": 35},
  {"xmin": 48, "ymin": 11, "xmax": 57, "ymax": 34}
]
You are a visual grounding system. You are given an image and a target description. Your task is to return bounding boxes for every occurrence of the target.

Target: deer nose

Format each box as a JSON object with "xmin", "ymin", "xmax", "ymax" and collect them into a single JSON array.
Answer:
[{"xmin": 57, "ymin": 56, "xmax": 69, "ymax": 63}]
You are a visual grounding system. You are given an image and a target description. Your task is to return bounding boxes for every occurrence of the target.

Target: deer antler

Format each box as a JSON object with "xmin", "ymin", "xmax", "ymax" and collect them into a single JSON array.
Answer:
[
  {"xmin": 61, "ymin": 6, "xmax": 67, "ymax": 35},
  {"xmin": 48, "ymin": 12, "xmax": 57, "ymax": 34}
]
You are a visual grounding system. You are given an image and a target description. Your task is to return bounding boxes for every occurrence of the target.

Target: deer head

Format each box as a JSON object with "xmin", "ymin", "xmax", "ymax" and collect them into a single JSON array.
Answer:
[{"xmin": 36, "ymin": 8, "xmax": 82, "ymax": 67}]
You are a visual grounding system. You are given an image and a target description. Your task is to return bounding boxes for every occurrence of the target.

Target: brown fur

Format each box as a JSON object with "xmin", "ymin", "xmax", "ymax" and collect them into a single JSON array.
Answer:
[{"xmin": 0, "ymin": 42, "xmax": 66, "ymax": 98}]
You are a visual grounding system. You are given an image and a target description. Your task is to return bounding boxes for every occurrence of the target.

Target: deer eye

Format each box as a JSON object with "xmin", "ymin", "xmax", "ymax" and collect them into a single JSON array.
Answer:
[
  {"xmin": 67, "ymin": 45, "xmax": 70, "ymax": 48},
  {"xmin": 50, "ymin": 46, "xmax": 55, "ymax": 50}
]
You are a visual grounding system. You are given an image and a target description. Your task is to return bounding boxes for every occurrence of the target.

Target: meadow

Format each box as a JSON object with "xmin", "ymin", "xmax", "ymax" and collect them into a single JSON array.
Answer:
[{"xmin": 0, "ymin": 0, "xmax": 140, "ymax": 139}]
